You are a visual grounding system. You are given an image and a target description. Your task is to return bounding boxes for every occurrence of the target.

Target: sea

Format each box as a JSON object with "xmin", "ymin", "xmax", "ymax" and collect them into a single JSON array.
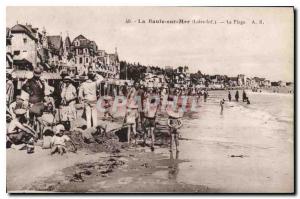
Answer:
[{"xmin": 164, "ymin": 90, "xmax": 294, "ymax": 192}]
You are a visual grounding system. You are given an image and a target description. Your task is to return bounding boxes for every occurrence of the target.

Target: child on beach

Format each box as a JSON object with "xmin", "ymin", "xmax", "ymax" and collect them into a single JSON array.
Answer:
[
  {"xmin": 166, "ymin": 98, "xmax": 183, "ymax": 152},
  {"xmin": 143, "ymin": 97, "xmax": 159, "ymax": 151},
  {"xmin": 124, "ymin": 103, "xmax": 139, "ymax": 145},
  {"xmin": 102, "ymin": 96, "xmax": 114, "ymax": 121},
  {"xmin": 50, "ymin": 124, "xmax": 77, "ymax": 155}
]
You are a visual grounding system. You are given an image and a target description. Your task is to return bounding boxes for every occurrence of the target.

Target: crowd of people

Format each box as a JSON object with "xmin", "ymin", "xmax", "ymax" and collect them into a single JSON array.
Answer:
[
  {"xmin": 7, "ymin": 66, "xmax": 251, "ymax": 155},
  {"xmin": 6, "ymin": 67, "xmax": 212, "ymax": 154}
]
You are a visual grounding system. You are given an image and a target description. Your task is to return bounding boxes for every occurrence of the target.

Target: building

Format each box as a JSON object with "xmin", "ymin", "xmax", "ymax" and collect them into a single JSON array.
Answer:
[
  {"xmin": 36, "ymin": 28, "xmax": 50, "ymax": 71},
  {"xmin": 278, "ymin": 81, "xmax": 287, "ymax": 87},
  {"xmin": 71, "ymin": 34, "xmax": 98, "ymax": 75},
  {"xmin": 10, "ymin": 23, "xmax": 39, "ymax": 70},
  {"xmin": 6, "ymin": 28, "xmax": 13, "ymax": 69},
  {"xmin": 174, "ymin": 66, "xmax": 190, "ymax": 84},
  {"xmin": 93, "ymin": 48, "xmax": 120, "ymax": 78},
  {"xmin": 8, "ymin": 23, "xmax": 121, "ymax": 80},
  {"xmin": 47, "ymin": 35, "xmax": 64, "ymax": 71},
  {"xmin": 64, "ymin": 35, "xmax": 72, "ymax": 57},
  {"xmin": 263, "ymin": 79, "xmax": 271, "ymax": 87},
  {"xmin": 228, "ymin": 77, "xmax": 238, "ymax": 87},
  {"xmin": 237, "ymin": 74, "xmax": 245, "ymax": 86}
]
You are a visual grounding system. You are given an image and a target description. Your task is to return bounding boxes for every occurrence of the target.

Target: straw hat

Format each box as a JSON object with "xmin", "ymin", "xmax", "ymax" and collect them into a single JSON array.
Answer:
[{"xmin": 14, "ymin": 108, "xmax": 27, "ymax": 115}]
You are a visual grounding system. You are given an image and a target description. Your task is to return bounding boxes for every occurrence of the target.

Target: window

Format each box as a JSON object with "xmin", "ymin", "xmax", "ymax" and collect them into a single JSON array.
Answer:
[
  {"xmin": 79, "ymin": 57, "xmax": 83, "ymax": 64},
  {"xmin": 13, "ymin": 51, "xmax": 20, "ymax": 55},
  {"xmin": 23, "ymin": 38, "xmax": 27, "ymax": 43},
  {"xmin": 86, "ymin": 58, "xmax": 89, "ymax": 63}
]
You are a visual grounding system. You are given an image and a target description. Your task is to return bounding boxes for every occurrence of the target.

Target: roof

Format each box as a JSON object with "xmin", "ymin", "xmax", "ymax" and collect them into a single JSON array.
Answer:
[
  {"xmin": 65, "ymin": 36, "xmax": 71, "ymax": 48},
  {"xmin": 73, "ymin": 34, "xmax": 87, "ymax": 40},
  {"xmin": 72, "ymin": 34, "xmax": 99, "ymax": 52},
  {"xmin": 47, "ymin": 35, "xmax": 62, "ymax": 51},
  {"xmin": 10, "ymin": 24, "xmax": 38, "ymax": 41}
]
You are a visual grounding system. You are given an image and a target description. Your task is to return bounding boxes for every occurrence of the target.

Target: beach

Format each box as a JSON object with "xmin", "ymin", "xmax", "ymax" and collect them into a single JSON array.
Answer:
[{"xmin": 7, "ymin": 90, "xmax": 294, "ymax": 193}]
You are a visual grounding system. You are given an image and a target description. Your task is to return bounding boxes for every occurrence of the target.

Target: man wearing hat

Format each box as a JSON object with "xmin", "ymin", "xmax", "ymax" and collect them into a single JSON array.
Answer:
[
  {"xmin": 7, "ymin": 108, "xmax": 37, "ymax": 153},
  {"xmin": 22, "ymin": 67, "xmax": 45, "ymax": 127},
  {"xmin": 78, "ymin": 71, "xmax": 101, "ymax": 128},
  {"xmin": 60, "ymin": 76, "xmax": 77, "ymax": 130},
  {"xmin": 9, "ymin": 95, "xmax": 27, "ymax": 119}
]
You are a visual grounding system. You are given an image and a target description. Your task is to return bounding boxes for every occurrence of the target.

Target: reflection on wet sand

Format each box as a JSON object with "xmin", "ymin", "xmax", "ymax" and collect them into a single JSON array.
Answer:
[{"xmin": 168, "ymin": 151, "xmax": 179, "ymax": 180}]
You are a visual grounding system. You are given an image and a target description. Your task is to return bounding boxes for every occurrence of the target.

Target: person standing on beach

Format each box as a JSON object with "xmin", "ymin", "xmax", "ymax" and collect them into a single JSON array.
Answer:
[
  {"xmin": 166, "ymin": 100, "xmax": 183, "ymax": 152},
  {"xmin": 204, "ymin": 89, "xmax": 208, "ymax": 102},
  {"xmin": 21, "ymin": 67, "xmax": 45, "ymax": 129},
  {"xmin": 246, "ymin": 97, "xmax": 251, "ymax": 104},
  {"xmin": 196, "ymin": 88, "xmax": 201, "ymax": 103},
  {"xmin": 127, "ymin": 81, "xmax": 142, "ymax": 131},
  {"xmin": 60, "ymin": 76, "xmax": 77, "ymax": 130},
  {"xmin": 228, "ymin": 91, "xmax": 231, "ymax": 102},
  {"xmin": 143, "ymin": 95, "xmax": 159, "ymax": 151},
  {"xmin": 78, "ymin": 71, "xmax": 101, "ymax": 128},
  {"xmin": 124, "ymin": 103, "xmax": 139, "ymax": 145},
  {"xmin": 220, "ymin": 99, "xmax": 225, "ymax": 114},
  {"xmin": 235, "ymin": 90, "xmax": 239, "ymax": 102},
  {"xmin": 242, "ymin": 90, "xmax": 247, "ymax": 102},
  {"xmin": 137, "ymin": 84, "xmax": 146, "ymax": 129}
]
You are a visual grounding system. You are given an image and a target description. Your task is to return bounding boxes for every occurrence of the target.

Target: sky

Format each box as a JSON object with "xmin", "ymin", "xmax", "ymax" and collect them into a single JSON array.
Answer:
[{"xmin": 6, "ymin": 7, "xmax": 294, "ymax": 81}]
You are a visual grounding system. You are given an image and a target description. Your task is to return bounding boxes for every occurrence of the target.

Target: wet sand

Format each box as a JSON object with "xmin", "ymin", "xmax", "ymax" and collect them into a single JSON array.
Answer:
[{"xmin": 7, "ymin": 91, "xmax": 294, "ymax": 193}]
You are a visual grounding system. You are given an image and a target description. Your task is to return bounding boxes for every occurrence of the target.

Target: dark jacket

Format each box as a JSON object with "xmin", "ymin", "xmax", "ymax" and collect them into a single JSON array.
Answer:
[{"xmin": 22, "ymin": 78, "xmax": 45, "ymax": 104}]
